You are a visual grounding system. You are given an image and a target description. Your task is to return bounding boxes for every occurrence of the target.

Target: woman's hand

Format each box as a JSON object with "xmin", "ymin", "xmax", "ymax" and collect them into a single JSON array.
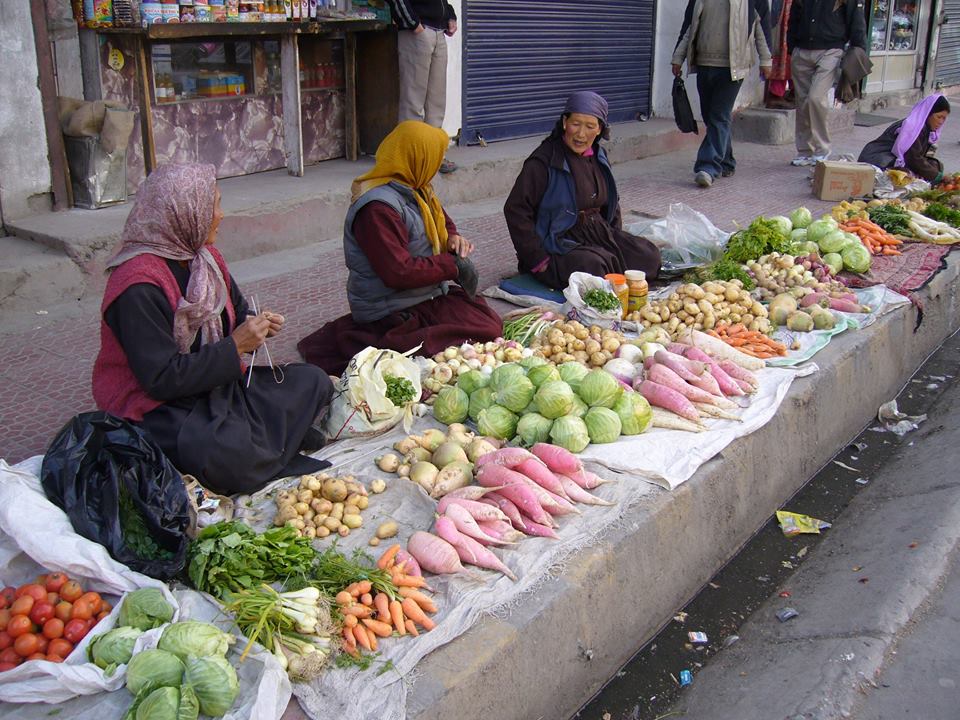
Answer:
[
  {"xmin": 448, "ymin": 234, "xmax": 475, "ymax": 258},
  {"xmin": 231, "ymin": 313, "xmax": 272, "ymax": 355},
  {"xmin": 263, "ymin": 310, "xmax": 285, "ymax": 337}
]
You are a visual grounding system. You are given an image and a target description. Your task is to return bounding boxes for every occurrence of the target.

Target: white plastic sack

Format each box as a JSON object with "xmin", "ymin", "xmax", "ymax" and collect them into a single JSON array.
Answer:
[
  {"xmin": 562, "ymin": 272, "xmax": 623, "ymax": 329},
  {"xmin": 872, "ymin": 167, "xmax": 930, "ymax": 199},
  {"xmin": 625, "ymin": 203, "xmax": 729, "ymax": 274},
  {"xmin": 323, "ymin": 346, "xmax": 423, "ymax": 440}
]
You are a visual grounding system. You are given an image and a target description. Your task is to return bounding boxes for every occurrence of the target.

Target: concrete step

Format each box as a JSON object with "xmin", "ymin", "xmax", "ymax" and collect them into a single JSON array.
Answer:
[
  {"xmin": 0, "ymin": 235, "xmax": 87, "ymax": 314},
  {"xmin": 732, "ymin": 104, "xmax": 857, "ymax": 146}
]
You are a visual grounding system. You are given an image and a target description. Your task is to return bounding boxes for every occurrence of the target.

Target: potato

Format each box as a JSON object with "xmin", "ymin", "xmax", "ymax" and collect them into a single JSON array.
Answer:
[
  {"xmin": 322, "ymin": 478, "xmax": 348, "ymax": 502},
  {"xmin": 297, "ymin": 489, "xmax": 314, "ymax": 504},
  {"xmin": 338, "ymin": 526, "xmax": 351, "ymax": 538},
  {"xmin": 368, "ymin": 537, "xmax": 381, "ymax": 547},
  {"xmin": 303, "ymin": 526, "xmax": 317, "ymax": 539},
  {"xmin": 356, "ymin": 495, "xmax": 369, "ymax": 510},
  {"xmin": 323, "ymin": 516, "xmax": 342, "ymax": 531},
  {"xmin": 376, "ymin": 520, "xmax": 399, "ymax": 539},
  {"xmin": 293, "ymin": 501, "xmax": 310, "ymax": 515},
  {"xmin": 330, "ymin": 502, "xmax": 344, "ymax": 521},
  {"xmin": 342, "ymin": 514, "xmax": 363, "ymax": 529},
  {"xmin": 370, "ymin": 478, "xmax": 386, "ymax": 494},
  {"xmin": 344, "ymin": 504, "xmax": 360, "ymax": 517}
]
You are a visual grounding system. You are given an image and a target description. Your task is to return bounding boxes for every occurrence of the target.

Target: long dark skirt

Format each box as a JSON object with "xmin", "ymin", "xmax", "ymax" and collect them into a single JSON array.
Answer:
[
  {"xmin": 141, "ymin": 363, "xmax": 333, "ymax": 495},
  {"xmin": 298, "ymin": 287, "xmax": 503, "ymax": 376}
]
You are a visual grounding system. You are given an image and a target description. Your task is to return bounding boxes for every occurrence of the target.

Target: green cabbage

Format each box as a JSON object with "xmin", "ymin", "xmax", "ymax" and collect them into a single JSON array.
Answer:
[
  {"xmin": 468, "ymin": 387, "xmax": 495, "ymax": 423},
  {"xmin": 806, "ymin": 218, "xmax": 838, "ymax": 244},
  {"xmin": 549, "ymin": 415, "xmax": 590, "ymax": 453},
  {"xmin": 519, "ymin": 356, "xmax": 548, "ymax": 370},
  {"xmin": 125, "ymin": 649, "xmax": 185, "ymax": 697},
  {"xmin": 816, "ymin": 229, "xmax": 849, "ymax": 254},
  {"xmin": 477, "ymin": 405, "xmax": 519, "ymax": 440},
  {"xmin": 522, "ymin": 398, "xmax": 540, "ymax": 415},
  {"xmin": 433, "ymin": 386, "xmax": 469, "ymax": 425},
  {"xmin": 516, "ymin": 413, "xmax": 554, "ymax": 447},
  {"xmin": 183, "ymin": 655, "xmax": 239, "ymax": 717},
  {"xmin": 767, "ymin": 215, "xmax": 793, "ymax": 237},
  {"xmin": 534, "ymin": 380, "xmax": 575, "ymax": 419},
  {"xmin": 493, "ymin": 374, "xmax": 535, "ymax": 413},
  {"xmin": 568, "ymin": 395, "xmax": 588, "ymax": 418},
  {"xmin": 177, "ymin": 686, "xmax": 200, "ymax": 720},
  {"xmin": 526, "ymin": 363, "xmax": 561, "ymax": 388},
  {"xmin": 89, "ymin": 626, "xmax": 143, "ymax": 674},
  {"xmin": 841, "ymin": 242, "xmax": 872, "ymax": 274},
  {"xmin": 790, "ymin": 228, "xmax": 808, "ymax": 244},
  {"xmin": 613, "ymin": 392, "xmax": 653, "ymax": 435},
  {"xmin": 126, "ymin": 686, "xmax": 190, "ymax": 720},
  {"xmin": 119, "ymin": 588, "xmax": 175, "ymax": 632},
  {"xmin": 457, "ymin": 370, "xmax": 488, "ymax": 396},
  {"xmin": 489, "ymin": 363, "xmax": 526, "ymax": 392},
  {"xmin": 577, "ymin": 369, "xmax": 624, "ymax": 409},
  {"xmin": 157, "ymin": 622, "xmax": 233, "ymax": 661},
  {"xmin": 789, "ymin": 206, "xmax": 813, "ymax": 229},
  {"xmin": 822, "ymin": 252, "xmax": 843, "ymax": 275},
  {"xmin": 584, "ymin": 407, "xmax": 622, "ymax": 443},
  {"xmin": 557, "ymin": 362, "xmax": 590, "ymax": 393}
]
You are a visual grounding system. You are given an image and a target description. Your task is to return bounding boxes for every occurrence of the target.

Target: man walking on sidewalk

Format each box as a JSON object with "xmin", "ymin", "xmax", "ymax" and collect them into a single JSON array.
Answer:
[
  {"xmin": 388, "ymin": 0, "xmax": 459, "ymax": 173},
  {"xmin": 787, "ymin": 0, "xmax": 866, "ymax": 166}
]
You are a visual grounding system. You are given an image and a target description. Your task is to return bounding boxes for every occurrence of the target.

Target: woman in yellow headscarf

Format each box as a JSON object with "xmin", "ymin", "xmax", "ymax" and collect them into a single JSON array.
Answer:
[{"xmin": 298, "ymin": 121, "xmax": 502, "ymax": 375}]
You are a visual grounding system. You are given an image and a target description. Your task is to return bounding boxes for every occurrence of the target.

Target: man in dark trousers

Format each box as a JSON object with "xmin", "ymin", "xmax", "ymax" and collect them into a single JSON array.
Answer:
[
  {"xmin": 787, "ymin": 0, "xmax": 866, "ymax": 166},
  {"xmin": 387, "ymin": 0, "xmax": 459, "ymax": 173}
]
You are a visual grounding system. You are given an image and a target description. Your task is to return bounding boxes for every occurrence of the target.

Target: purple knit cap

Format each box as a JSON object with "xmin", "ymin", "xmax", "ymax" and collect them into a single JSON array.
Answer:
[{"xmin": 563, "ymin": 91, "xmax": 610, "ymax": 139}]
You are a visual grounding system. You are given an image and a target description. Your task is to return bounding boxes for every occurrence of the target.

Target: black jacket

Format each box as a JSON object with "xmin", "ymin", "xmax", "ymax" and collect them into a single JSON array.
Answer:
[
  {"xmin": 788, "ymin": 0, "xmax": 867, "ymax": 52},
  {"xmin": 858, "ymin": 120, "xmax": 943, "ymax": 183},
  {"xmin": 387, "ymin": 0, "xmax": 456, "ymax": 31}
]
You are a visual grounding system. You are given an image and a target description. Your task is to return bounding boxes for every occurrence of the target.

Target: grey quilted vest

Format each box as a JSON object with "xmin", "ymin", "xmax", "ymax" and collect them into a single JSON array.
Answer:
[{"xmin": 344, "ymin": 182, "xmax": 446, "ymax": 323}]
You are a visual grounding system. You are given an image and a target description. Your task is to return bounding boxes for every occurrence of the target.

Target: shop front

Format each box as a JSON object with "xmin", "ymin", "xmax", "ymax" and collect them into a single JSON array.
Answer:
[
  {"xmin": 865, "ymin": 0, "xmax": 935, "ymax": 94},
  {"xmin": 935, "ymin": 0, "xmax": 960, "ymax": 86}
]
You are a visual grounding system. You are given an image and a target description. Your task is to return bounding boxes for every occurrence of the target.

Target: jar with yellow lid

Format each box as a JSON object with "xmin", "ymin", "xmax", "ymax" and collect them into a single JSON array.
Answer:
[{"xmin": 625, "ymin": 270, "xmax": 648, "ymax": 313}]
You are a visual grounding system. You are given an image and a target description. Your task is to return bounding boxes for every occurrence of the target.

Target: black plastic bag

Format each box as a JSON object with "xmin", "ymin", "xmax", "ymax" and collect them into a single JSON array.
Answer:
[
  {"xmin": 40, "ymin": 412, "xmax": 190, "ymax": 581},
  {"xmin": 673, "ymin": 76, "xmax": 699, "ymax": 135}
]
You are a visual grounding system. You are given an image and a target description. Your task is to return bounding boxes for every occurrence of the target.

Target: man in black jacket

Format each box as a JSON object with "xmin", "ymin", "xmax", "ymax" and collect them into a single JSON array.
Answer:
[
  {"xmin": 787, "ymin": 0, "xmax": 866, "ymax": 166},
  {"xmin": 387, "ymin": 1, "xmax": 458, "ymax": 173}
]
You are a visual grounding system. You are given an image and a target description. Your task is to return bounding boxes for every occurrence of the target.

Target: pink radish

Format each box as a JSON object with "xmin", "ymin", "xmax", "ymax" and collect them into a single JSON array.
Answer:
[
  {"xmin": 443, "ymin": 503, "xmax": 514, "ymax": 545},
  {"xmin": 480, "ymin": 493, "xmax": 525, "ymax": 529},
  {"xmin": 653, "ymin": 350, "xmax": 705, "ymax": 382},
  {"xmin": 521, "ymin": 480, "xmax": 580, "ymax": 516},
  {"xmin": 530, "ymin": 442, "xmax": 584, "ymax": 477},
  {"xmin": 515, "ymin": 457, "xmax": 571, "ymax": 500},
  {"xmin": 496, "ymin": 483, "xmax": 556, "ymax": 528},
  {"xmin": 406, "ymin": 531, "xmax": 467, "ymax": 576},
  {"xmin": 637, "ymin": 380, "xmax": 702, "ymax": 423},
  {"xmin": 580, "ymin": 470, "xmax": 614, "ymax": 489},
  {"xmin": 828, "ymin": 297, "xmax": 868, "ymax": 313},
  {"xmin": 477, "ymin": 519, "xmax": 526, "ymax": 543},
  {"xmin": 435, "ymin": 516, "xmax": 517, "ymax": 581},
  {"xmin": 647, "ymin": 364, "xmax": 725, "ymax": 405},
  {"xmin": 718, "ymin": 360, "xmax": 758, "ymax": 390},
  {"xmin": 394, "ymin": 549, "xmax": 422, "ymax": 577},
  {"xmin": 440, "ymin": 485, "xmax": 505, "ymax": 501},
  {"xmin": 558, "ymin": 475, "xmax": 615, "ymax": 506},
  {"xmin": 475, "ymin": 447, "xmax": 539, "ymax": 469},
  {"xmin": 687, "ymin": 368, "xmax": 725, "ymax": 397},
  {"xmin": 437, "ymin": 496, "xmax": 510, "ymax": 523},
  {"xmin": 514, "ymin": 513, "xmax": 560, "ymax": 539},
  {"xmin": 678, "ymin": 346, "xmax": 746, "ymax": 397}
]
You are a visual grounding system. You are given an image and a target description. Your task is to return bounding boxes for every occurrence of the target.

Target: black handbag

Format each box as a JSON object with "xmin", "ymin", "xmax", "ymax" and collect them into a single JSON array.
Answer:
[{"xmin": 672, "ymin": 76, "xmax": 699, "ymax": 135}]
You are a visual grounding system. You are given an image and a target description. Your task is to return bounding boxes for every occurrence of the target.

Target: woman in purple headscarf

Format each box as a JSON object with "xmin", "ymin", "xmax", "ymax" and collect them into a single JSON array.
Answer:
[
  {"xmin": 503, "ymin": 91, "xmax": 661, "ymax": 289},
  {"xmin": 859, "ymin": 95, "xmax": 950, "ymax": 183},
  {"xmin": 91, "ymin": 163, "xmax": 333, "ymax": 495}
]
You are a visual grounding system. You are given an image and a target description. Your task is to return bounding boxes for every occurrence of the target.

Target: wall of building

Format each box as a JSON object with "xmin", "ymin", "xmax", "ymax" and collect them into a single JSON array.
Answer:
[{"xmin": 0, "ymin": 0, "xmax": 52, "ymax": 222}]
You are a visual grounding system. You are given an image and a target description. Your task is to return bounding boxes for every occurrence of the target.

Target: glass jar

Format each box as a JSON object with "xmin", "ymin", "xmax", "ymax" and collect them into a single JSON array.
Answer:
[{"xmin": 625, "ymin": 270, "xmax": 648, "ymax": 313}]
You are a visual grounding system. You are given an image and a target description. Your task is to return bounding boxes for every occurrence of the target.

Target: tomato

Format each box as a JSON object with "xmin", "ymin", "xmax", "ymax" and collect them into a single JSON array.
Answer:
[
  {"xmin": 46, "ymin": 592, "xmax": 59, "ymax": 606},
  {"xmin": 29, "ymin": 603, "xmax": 54, "ymax": 627},
  {"xmin": 0, "ymin": 609, "xmax": 10, "ymax": 631},
  {"xmin": 42, "ymin": 618, "xmax": 64, "ymax": 640},
  {"xmin": 0, "ymin": 595, "xmax": 6, "ymax": 611},
  {"xmin": 78, "ymin": 592, "xmax": 103, "ymax": 615},
  {"xmin": 16, "ymin": 584, "xmax": 47, "ymax": 603},
  {"xmin": 48, "ymin": 638, "xmax": 73, "ymax": 658},
  {"xmin": 26, "ymin": 652, "xmax": 46, "ymax": 661},
  {"xmin": 6, "ymin": 615, "xmax": 32, "ymax": 639},
  {"xmin": 44, "ymin": 573, "xmax": 68, "ymax": 593},
  {"xmin": 0, "ymin": 632, "xmax": 10, "ymax": 650},
  {"xmin": 10, "ymin": 596, "xmax": 33, "ymax": 617},
  {"xmin": 13, "ymin": 633, "xmax": 39, "ymax": 658},
  {"xmin": 0, "ymin": 588, "xmax": 15, "ymax": 606},
  {"xmin": 59, "ymin": 581, "xmax": 83, "ymax": 603},
  {"xmin": 63, "ymin": 619, "xmax": 88, "ymax": 645},
  {"xmin": 95, "ymin": 610, "xmax": 110, "ymax": 622},
  {"xmin": 0, "ymin": 648, "xmax": 21, "ymax": 665},
  {"xmin": 54, "ymin": 601, "xmax": 73, "ymax": 623},
  {"xmin": 70, "ymin": 599, "xmax": 93, "ymax": 621},
  {"xmin": 44, "ymin": 654, "xmax": 64, "ymax": 664},
  {"xmin": 34, "ymin": 574, "xmax": 49, "ymax": 587},
  {"xmin": 35, "ymin": 635, "xmax": 48, "ymax": 654},
  {"xmin": 0, "ymin": 662, "xmax": 18, "ymax": 672},
  {"xmin": 101, "ymin": 600, "xmax": 112, "ymax": 614}
]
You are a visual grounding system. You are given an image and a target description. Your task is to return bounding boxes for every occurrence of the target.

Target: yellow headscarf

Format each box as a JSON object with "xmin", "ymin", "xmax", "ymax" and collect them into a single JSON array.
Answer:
[{"xmin": 350, "ymin": 120, "xmax": 450, "ymax": 255}]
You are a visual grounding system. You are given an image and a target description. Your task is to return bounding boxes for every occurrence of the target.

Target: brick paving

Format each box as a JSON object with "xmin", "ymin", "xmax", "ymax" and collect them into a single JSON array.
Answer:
[{"xmin": 3, "ymin": 106, "xmax": 958, "ymax": 463}]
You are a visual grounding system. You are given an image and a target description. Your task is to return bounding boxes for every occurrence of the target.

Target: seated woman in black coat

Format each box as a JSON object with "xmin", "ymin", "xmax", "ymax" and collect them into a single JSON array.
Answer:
[{"xmin": 858, "ymin": 94, "xmax": 950, "ymax": 184}]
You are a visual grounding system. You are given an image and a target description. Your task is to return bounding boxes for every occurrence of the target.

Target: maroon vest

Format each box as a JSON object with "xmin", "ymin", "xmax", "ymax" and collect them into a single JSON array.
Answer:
[{"xmin": 91, "ymin": 248, "xmax": 237, "ymax": 421}]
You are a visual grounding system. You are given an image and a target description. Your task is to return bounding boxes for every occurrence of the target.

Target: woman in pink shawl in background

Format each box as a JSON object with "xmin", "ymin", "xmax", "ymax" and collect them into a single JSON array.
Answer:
[
  {"xmin": 859, "ymin": 94, "xmax": 950, "ymax": 184},
  {"xmin": 91, "ymin": 163, "xmax": 333, "ymax": 495}
]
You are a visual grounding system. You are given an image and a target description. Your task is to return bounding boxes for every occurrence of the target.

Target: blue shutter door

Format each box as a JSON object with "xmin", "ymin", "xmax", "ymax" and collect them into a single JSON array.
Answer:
[
  {"xmin": 462, "ymin": 0, "xmax": 656, "ymax": 144},
  {"xmin": 937, "ymin": 0, "xmax": 960, "ymax": 86}
]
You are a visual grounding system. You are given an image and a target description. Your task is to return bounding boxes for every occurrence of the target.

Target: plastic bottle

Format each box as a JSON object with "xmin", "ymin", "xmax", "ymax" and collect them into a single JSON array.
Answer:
[
  {"xmin": 604, "ymin": 273, "xmax": 629, "ymax": 318},
  {"xmin": 625, "ymin": 270, "xmax": 649, "ymax": 313}
]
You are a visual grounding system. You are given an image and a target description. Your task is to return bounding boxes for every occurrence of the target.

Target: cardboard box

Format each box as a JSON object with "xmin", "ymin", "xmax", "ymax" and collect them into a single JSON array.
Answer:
[{"xmin": 812, "ymin": 161, "xmax": 876, "ymax": 201}]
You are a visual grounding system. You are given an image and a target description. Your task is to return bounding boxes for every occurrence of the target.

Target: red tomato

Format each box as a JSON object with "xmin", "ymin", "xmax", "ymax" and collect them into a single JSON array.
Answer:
[
  {"xmin": 0, "ymin": 588, "xmax": 15, "ymax": 606},
  {"xmin": 70, "ymin": 599, "xmax": 93, "ymax": 621},
  {"xmin": 16, "ymin": 584, "xmax": 47, "ymax": 603},
  {"xmin": 44, "ymin": 573, "xmax": 68, "ymax": 594},
  {"xmin": 0, "ymin": 662, "xmax": 18, "ymax": 672},
  {"xmin": 78, "ymin": 592, "xmax": 102, "ymax": 615},
  {"xmin": 0, "ymin": 649, "xmax": 20, "ymax": 666},
  {"xmin": 46, "ymin": 592, "xmax": 59, "ymax": 606},
  {"xmin": 34, "ymin": 575, "xmax": 49, "ymax": 587},
  {"xmin": 95, "ymin": 610, "xmax": 110, "ymax": 622},
  {"xmin": 0, "ymin": 609, "xmax": 10, "ymax": 631},
  {"xmin": 0, "ymin": 632, "xmax": 10, "ymax": 650},
  {"xmin": 6, "ymin": 615, "xmax": 32, "ymax": 639},
  {"xmin": 101, "ymin": 600, "xmax": 113, "ymax": 614},
  {"xmin": 44, "ymin": 654, "xmax": 64, "ymax": 664},
  {"xmin": 59, "ymin": 582, "xmax": 83, "ymax": 603},
  {"xmin": 42, "ymin": 618, "xmax": 64, "ymax": 640},
  {"xmin": 0, "ymin": 595, "xmax": 6, "ymax": 611},
  {"xmin": 47, "ymin": 638, "xmax": 73, "ymax": 658},
  {"xmin": 54, "ymin": 601, "xmax": 73, "ymax": 623},
  {"xmin": 35, "ymin": 636, "xmax": 48, "ymax": 654},
  {"xmin": 9, "ymin": 597, "xmax": 33, "ymax": 617},
  {"xmin": 25, "ymin": 652, "xmax": 46, "ymax": 661},
  {"xmin": 13, "ymin": 633, "xmax": 40, "ymax": 658},
  {"xmin": 29, "ymin": 603, "xmax": 54, "ymax": 627},
  {"xmin": 63, "ymin": 619, "xmax": 88, "ymax": 645}
]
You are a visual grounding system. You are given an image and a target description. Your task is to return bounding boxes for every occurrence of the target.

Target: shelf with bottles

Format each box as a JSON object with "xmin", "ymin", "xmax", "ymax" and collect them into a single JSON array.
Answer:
[{"xmin": 151, "ymin": 39, "xmax": 256, "ymax": 104}]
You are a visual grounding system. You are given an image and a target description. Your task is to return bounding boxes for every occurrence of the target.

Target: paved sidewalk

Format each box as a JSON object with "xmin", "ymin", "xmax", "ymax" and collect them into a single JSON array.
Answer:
[{"xmin": 2, "ymin": 103, "xmax": 957, "ymax": 463}]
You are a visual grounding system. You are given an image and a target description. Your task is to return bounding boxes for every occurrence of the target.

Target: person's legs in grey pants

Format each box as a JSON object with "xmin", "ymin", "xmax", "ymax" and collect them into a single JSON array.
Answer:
[{"xmin": 397, "ymin": 28, "xmax": 447, "ymax": 127}]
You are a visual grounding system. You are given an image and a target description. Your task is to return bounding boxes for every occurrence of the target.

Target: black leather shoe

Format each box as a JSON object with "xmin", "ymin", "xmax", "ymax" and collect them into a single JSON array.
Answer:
[{"xmin": 721, "ymin": 168, "xmax": 735, "ymax": 177}]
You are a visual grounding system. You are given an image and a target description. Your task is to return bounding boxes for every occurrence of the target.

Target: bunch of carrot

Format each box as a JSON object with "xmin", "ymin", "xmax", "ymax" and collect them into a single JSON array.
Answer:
[
  {"xmin": 707, "ymin": 323, "xmax": 787, "ymax": 359},
  {"xmin": 336, "ymin": 544, "xmax": 438, "ymax": 657},
  {"xmin": 840, "ymin": 218, "xmax": 903, "ymax": 256}
]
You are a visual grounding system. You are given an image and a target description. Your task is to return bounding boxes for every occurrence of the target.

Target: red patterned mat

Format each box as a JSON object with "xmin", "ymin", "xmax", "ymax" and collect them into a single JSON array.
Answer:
[{"xmin": 843, "ymin": 241, "xmax": 954, "ymax": 299}]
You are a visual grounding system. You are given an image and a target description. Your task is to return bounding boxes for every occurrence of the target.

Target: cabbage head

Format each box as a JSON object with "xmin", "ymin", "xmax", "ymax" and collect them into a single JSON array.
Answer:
[
  {"xmin": 516, "ymin": 413, "xmax": 554, "ymax": 447},
  {"xmin": 577, "ymin": 369, "xmax": 624, "ymax": 409},
  {"xmin": 767, "ymin": 215, "xmax": 792, "ymax": 237},
  {"xmin": 183, "ymin": 655, "xmax": 239, "ymax": 717},
  {"xmin": 568, "ymin": 395, "xmax": 588, "ymax": 418},
  {"xmin": 457, "ymin": 370, "xmax": 488, "ymax": 396},
  {"xmin": 789, "ymin": 228, "xmax": 808, "ymax": 244},
  {"xmin": 534, "ymin": 380, "xmax": 575, "ymax": 419},
  {"xmin": 526, "ymin": 363, "xmax": 561, "ymax": 388},
  {"xmin": 89, "ymin": 626, "xmax": 143, "ymax": 674},
  {"xmin": 613, "ymin": 392, "xmax": 653, "ymax": 435},
  {"xmin": 806, "ymin": 218, "xmax": 838, "ymax": 244},
  {"xmin": 127, "ymin": 685, "xmax": 198, "ymax": 720},
  {"xmin": 157, "ymin": 622, "xmax": 233, "ymax": 661},
  {"xmin": 433, "ymin": 386, "xmax": 469, "ymax": 425},
  {"xmin": 584, "ymin": 407, "xmax": 622, "ymax": 444},
  {"xmin": 520, "ymin": 356, "xmax": 548, "ymax": 370},
  {"xmin": 816, "ymin": 229, "xmax": 848, "ymax": 254},
  {"xmin": 477, "ymin": 405, "xmax": 519, "ymax": 440},
  {"xmin": 493, "ymin": 374, "xmax": 535, "ymax": 413},
  {"xmin": 468, "ymin": 387, "xmax": 495, "ymax": 423},
  {"xmin": 119, "ymin": 588, "xmax": 175, "ymax": 632},
  {"xmin": 549, "ymin": 415, "xmax": 590, "ymax": 453},
  {"xmin": 557, "ymin": 362, "xmax": 590, "ymax": 392},
  {"xmin": 125, "ymin": 649, "xmax": 185, "ymax": 697},
  {"xmin": 822, "ymin": 252, "xmax": 843, "ymax": 275},
  {"xmin": 489, "ymin": 363, "xmax": 526, "ymax": 392},
  {"xmin": 841, "ymin": 242, "xmax": 871, "ymax": 274},
  {"xmin": 789, "ymin": 206, "xmax": 813, "ymax": 229}
]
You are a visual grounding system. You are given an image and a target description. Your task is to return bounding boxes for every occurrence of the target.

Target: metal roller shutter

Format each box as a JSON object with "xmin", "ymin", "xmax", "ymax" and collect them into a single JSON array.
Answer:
[
  {"xmin": 937, "ymin": 0, "xmax": 960, "ymax": 86},
  {"xmin": 462, "ymin": 0, "xmax": 656, "ymax": 144}
]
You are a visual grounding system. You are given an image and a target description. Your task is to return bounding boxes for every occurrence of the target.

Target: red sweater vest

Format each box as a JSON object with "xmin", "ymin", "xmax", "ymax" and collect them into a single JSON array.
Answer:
[{"xmin": 91, "ymin": 248, "xmax": 237, "ymax": 422}]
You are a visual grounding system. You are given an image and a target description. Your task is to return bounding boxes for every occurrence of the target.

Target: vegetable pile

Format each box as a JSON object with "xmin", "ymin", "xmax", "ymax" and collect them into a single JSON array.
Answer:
[
  {"xmin": 528, "ymin": 320, "xmax": 628, "ymax": 367},
  {"xmin": 922, "ymin": 201, "xmax": 960, "ymax": 229},
  {"xmin": 709, "ymin": 323, "xmax": 787, "ymax": 358},
  {"xmin": 502, "ymin": 309, "xmax": 560, "ymax": 347},
  {"xmin": 582, "ymin": 288, "xmax": 622, "ymax": 313},
  {"xmin": 630, "ymin": 280, "xmax": 770, "ymax": 337},
  {"xmin": 420, "ymin": 340, "xmax": 525, "ymax": 399},
  {"xmin": 746, "ymin": 252, "xmax": 850, "ymax": 302},
  {"xmin": 866, "ymin": 203, "xmax": 912, "ymax": 236},
  {"xmin": 273, "ymin": 473, "xmax": 374, "ymax": 540}
]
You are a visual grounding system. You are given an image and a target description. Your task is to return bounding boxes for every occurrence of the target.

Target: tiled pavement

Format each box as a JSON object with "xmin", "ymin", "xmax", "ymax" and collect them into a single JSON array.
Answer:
[{"xmin": 3, "ymin": 103, "xmax": 958, "ymax": 463}]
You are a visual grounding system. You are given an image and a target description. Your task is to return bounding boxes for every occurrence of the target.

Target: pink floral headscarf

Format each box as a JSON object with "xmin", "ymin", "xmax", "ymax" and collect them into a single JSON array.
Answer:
[{"xmin": 107, "ymin": 163, "xmax": 228, "ymax": 354}]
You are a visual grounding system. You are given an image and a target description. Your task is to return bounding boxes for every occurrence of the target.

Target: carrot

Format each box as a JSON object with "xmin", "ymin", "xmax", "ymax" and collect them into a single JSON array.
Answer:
[
  {"xmin": 402, "ymin": 597, "xmax": 436, "ymax": 631},
  {"xmin": 352, "ymin": 624, "xmax": 372, "ymax": 651},
  {"xmin": 389, "ymin": 599, "xmax": 407, "ymax": 635},
  {"xmin": 404, "ymin": 619, "xmax": 420, "ymax": 637},
  {"xmin": 377, "ymin": 544, "xmax": 401, "ymax": 570},
  {"xmin": 367, "ymin": 630, "xmax": 378, "ymax": 651},
  {"xmin": 342, "ymin": 604, "xmax": 372, "ymax": 619},
  {"xmin": 343, "ymin": 613, "xmax": 358, "ymax": 628},
  {"xmin": 345, "ymin": 582, "xmax": 362, "ymax": 598},
  {"xmin": 342, "ymin": 626, "xmax": 356, "ymax": 650},
  {"xmin": 727, "ymin": 323, "xmax": 746, "ymax": 336},
  {"xmin": 362, "ymin": 618, "xmax": 394, "ymax": 638},
  {"xmin": 335, "ymin": 590, "xmax": 353, "ymax": 606},
  {"xmin": 398, "ymin": 587, "xmax": 438, "ymax": 613},
  {"xmin": 392, "ymin": 573, "xmax": 428, "ymax": 588},
  {"xmin": 356, "ymin": 580, "xmax": 372, "ymax": 595},
  {"xmin": 360, "ymin": 592, "xmax": 373, "ymax": 607},
  {"xmin": 374, "ymin": 592, "xmax": 391, "ymax": 623}
]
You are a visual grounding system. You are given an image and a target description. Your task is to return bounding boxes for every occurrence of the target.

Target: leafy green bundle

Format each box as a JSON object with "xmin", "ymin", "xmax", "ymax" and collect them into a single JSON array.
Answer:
[
  {"xmin": 723, "ymin": 217, "xmax": 792, "ymax": 263},
  {"xmin": 582, "ymin": 289, "xmax": 621, "ymax": 313},
  {"xmin": 867, "ymin": 204, "xmax": 911, "ymax": 235},
  {"xmin": 922, "ymin": 202, "xmax": 960, "ymax": 228},
  {"xmin": 383, "ymin": 375, "xmax": 416, "ymax": 406}
]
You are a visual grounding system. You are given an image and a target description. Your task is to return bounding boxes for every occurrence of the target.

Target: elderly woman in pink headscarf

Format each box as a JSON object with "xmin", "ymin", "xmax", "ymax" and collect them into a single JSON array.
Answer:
[
  {"xmin": 91, "ymin": 163, "xmax": 333, "ymax": 495},
  {"xmin": 859, "ymin": 95, "xmax": 950, "ymax": 184}
]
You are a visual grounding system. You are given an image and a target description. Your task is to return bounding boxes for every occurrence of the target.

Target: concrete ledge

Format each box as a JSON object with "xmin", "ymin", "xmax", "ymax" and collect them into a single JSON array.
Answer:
[
  {"xmin": 0, "ymin": 236, "xmax": 86, "ymax": 313},
  {"xmin": 732, "ymin": 105, "xmax": 856, "ymax": 146},
  {"xmin": 404, "ymin": 254, "xmax": 960, "ymax": 720}
]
